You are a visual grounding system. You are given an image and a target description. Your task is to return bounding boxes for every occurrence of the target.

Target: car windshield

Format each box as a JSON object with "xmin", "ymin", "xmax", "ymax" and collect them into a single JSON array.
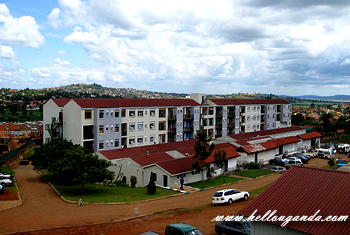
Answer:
[
  {"xmin": 243, "ymin": 222, "xmax": 251, "ymax": 230},
  {"xmin": 185, "ymin": 229, "xmax": 204, "ymax": 235},
  {"xmin": 213, "ymin": 192, "xmax": 223, "ymax": 197}
]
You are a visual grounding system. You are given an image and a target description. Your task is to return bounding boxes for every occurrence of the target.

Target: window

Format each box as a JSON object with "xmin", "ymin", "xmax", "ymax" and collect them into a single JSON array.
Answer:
[
  {"xmin": 122, "ymin": 109, "xmax": 126, "ymax": 117},
  {"xmin": 85, "ymin": 110, "xmax": 92, "ymax": 119},
  {"xmin": 129, "ymin": 124, "xmax": 135, "ymax": 131},
  {"xmin": 150, "ymin": 110, "xmax": 155, "ymax": 116},
  {"xmin": 99, "ymin": 110, "xmax": 104, "ymax": 119},
  {"xmin": 159, "ymin": 108, "xmax": 166, "ymax": 118},
  {"xmin": 114, "ymin": 139, "xmax": 119, "ymax": 148},
  {"xmin": 129, "ymin": 137, "xmax": 135, "ymax": 145},
  {"xmin": 209, "ymin": 107, "xmax": 214, "ymax": 115},
  {"xmin": 115, "ymin": 110, "xmax": 120, "ymax": 118},
  {"xmin": 99, "ymin": 142, "xmax": 104, "ymax": 150},
  {"xmin": 150, "ymin": 122, "xmax": 155, "ymax": 130},
  {"xmin": 115, "ymin": 124, "xmax": 120, "ymax": 133},
  {"xmin": 138, "ymin": 123, "xmax": 144, "ymax": 131},
  {"xmin": 151, "ymin": 172, "xmax": 157, "ymax": 181},
  {"xmin": 159, "ymin": 121, "xmax": 166, "ymax": 131},
  {"xmin": 137, "ymin": 137, "xmax": 143, "ymax": 144},
  {"xmin": 99, "ymin": 125, "xmax": 104, "ymax": 134},
  {"xmin": 129, "ymin": 110, "xmax": 135, "ymax": 117},
  {"xmin": 106, "ymin": 125, "xmax": 109, "ymax": 131},
  {"xmin": 138, "ymin": 110, "xmax": 143, "ymax": 117},
  {"xmin": 150, "ymin": 135, "xmax": 155, "ymax": 143}
]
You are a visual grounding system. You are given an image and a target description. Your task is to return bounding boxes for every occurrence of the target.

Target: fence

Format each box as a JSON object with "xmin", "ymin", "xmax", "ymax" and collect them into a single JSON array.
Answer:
[{"xmin": 0, "ymin": 140, "xmax": 35, "ymax": 165}]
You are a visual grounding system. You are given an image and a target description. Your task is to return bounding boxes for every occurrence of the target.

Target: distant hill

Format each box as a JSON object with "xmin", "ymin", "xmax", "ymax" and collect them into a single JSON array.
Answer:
[{"xmin": 293, "ymin": 95, "xmax": 350, "ymax": 100}]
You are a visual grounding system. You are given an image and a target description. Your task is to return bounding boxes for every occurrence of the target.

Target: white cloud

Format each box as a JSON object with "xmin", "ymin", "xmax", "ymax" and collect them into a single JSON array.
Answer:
[
  {"xmin": 57, "ymin": 50, "xmax": 66, "ymax": 55},
  {"xmin": 0, "ymin": 45, "xmax": 15, "ymax": 59},
  {"xmin": 0, "ymin": 4, "xmax": 45, "ymax": 48},
  {"xmin": 54, "ymin": 58, "xmax": 70, "ymax": 66},
  {"xmin": 63, "ymin": 31, "xmax": 99, "ymax": 44}
]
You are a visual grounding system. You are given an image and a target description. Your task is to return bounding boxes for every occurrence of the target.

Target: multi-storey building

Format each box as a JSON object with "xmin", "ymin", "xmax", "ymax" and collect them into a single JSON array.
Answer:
[
  {"xmin": 43, "ymin": 95, "xmax": 292, "ymax": 152},
  {"xmin": 43, "ymin": 98, "xmax": 201, "ymax": 152}
]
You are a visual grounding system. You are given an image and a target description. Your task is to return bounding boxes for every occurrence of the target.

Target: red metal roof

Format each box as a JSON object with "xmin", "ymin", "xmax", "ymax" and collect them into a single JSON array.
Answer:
[
  {"xmin": 155, "ymin": 157, "xmax": 195, "ymax": 175},
  {"xmin": 205, "ymin": 146, "xmax": 240, "ymax": 163},
  {"xmin": 209, "ymin": 98, "xmax": 290, "ymax": 105},
  {"xmin": 100, "ymin": 139, "xmax": 197, "ymax": 160},
  {"xmin": 130, "ymin": 153, "xmax": 174, "ymax": 167},
  {"xmin": 239, "ymin": 166, "xmax": 350, "ymax": 235},
  {"xmin": 68, "ymin": 98, "xmax": 200, "ymax": 108},
  {"xmin": 238, "ymin": 141, "xmax": 278, "ymax": 154},
  {"xmin": 298, "ymin": 131, "xmax": 322, "ymax": 140},
  {"xmin": 270, "ymin": 136, "xmax": 300, "ymax": 146},
  {"xmin": 51, "ymin": 98, "xmax": 71, "ymax": 107},
  {"xmin": 228, "ymin": 126, "xmax": 305, "ymax": 141}
]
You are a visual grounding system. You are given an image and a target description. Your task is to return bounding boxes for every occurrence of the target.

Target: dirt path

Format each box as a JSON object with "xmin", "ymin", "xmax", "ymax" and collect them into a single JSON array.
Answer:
[{"xmin": 0, "ymin": 157, "xmax": 334, "ymax": 235}]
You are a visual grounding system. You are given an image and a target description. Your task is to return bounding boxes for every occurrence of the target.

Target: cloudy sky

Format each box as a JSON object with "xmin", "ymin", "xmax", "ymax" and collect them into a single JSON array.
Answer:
[{"xmin": 0, "ymin": 0, "xmax": 349, "ymax": 96}]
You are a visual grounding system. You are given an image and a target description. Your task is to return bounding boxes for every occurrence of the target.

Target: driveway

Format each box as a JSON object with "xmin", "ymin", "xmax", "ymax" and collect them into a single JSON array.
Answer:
[{"xmin": 0, "ymin": 157, "xmax": 332, "ymax": 234}]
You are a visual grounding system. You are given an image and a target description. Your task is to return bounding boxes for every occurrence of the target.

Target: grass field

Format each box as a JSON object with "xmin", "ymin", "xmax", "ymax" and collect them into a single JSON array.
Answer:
[{"xmin": 185, "ymin": 176, "xmax": 244, "ymax": 189}]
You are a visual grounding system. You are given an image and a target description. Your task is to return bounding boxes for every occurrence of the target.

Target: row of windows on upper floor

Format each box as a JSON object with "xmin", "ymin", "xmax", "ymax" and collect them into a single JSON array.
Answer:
[
  {"xmin": 84, "ymin": 105, "xmax": 292, "ymax": 120},
  {"xmin": 98, "ymin": 134, "xmax": 163, "ymax": 150}
]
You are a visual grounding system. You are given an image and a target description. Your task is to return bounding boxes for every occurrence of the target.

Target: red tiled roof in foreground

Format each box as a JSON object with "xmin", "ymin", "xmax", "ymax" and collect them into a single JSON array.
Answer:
[
  {"xmin": 298, "ymin": 131, "xmax": 322, "ymax": 140},
  {"xmin": 239, "ymin": 166, "xmax": 350, "ymax": 235}
]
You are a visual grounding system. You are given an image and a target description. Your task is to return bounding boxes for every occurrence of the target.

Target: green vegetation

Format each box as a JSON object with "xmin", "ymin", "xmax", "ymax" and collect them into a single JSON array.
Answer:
[
  {"xmin": 185, "ymin": 176, "xmax": 244, "ymax": 189},
  {"xmin": 249, "ymin": 183, "xmax": 271, "ymax": 197},
  {"xmin": 29, "ymin": 138, "xmax": 114, "ymax": 193},
  {"xmin": 0, "ymin": 166, "xmax": 14, "ymax": 176},
  {"xmin": 0, "ymin": 109, "xmax": 42, "ymax": 122},
  {"xmin": 43, "ymin": 172, "xmax": 178, "ymax": 203},
  {"xmin": 233, "ymin": 169, "xmax": 275, "ymax": 178}
]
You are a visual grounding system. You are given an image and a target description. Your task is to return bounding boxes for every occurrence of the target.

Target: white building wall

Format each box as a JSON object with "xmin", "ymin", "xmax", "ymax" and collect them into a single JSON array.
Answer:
[
  {"xmin": 63, "ymin": 101, "xmax": 84, "ymax": 146},
  {"xmin": 43, "ymin": 99, "xmax": 61, "ymax": 143}
]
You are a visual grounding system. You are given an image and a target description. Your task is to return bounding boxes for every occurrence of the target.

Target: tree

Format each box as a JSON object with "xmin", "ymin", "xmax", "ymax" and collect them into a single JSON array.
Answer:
[
  {"xmin": 328, "ymin": 158, "xmax": 337, "ymax": 170},
  {"xmin": 191, "ymin": 126, "xmax": 215, "ymax": 188},
  {"xmin": 130, "ymin": 175, "xmax": 137, "ymax": 187},
  {"xmin": 29, "ymin": 138, "xmax": 114, "ymax": 193},
  {"xmin": 214, "ymin": 148, "xmax": 227, "ymax": 182},
  {"xmin": 147, "ymin": 173, "xmax": 156, "ymax": 194}
]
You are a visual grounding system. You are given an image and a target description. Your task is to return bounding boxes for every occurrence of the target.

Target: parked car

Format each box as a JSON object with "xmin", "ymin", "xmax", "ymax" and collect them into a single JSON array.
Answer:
[
  {"xmin": 270, "ymin": 166, "xmax": 286, "ymax": 172},
  {"xmin": 0, "ymin": 173, "xmax": 12, "ymax": 179},
  {"xmin": 293, "ymin": 154, "xmax": 309, "ymax": 164},
  {"xmin": 337, "ymin": 159, "xmax": 347, "ymax": 163},
  {"xmin": 165, "ymin": 223, "xmax": 203, "ymax": 235},
  {"xmin": 212, "ymin": 189, "xmax": 249, "ymax": 205},
  {"xmin": 269, "ymin": 158, "xmax": 287, "ymax": 166},
  {"xmin": 286, "ymin": 159, "xmax": 303, "ymax": 169},
  {"xmin": 0, "ymin": 177, "xmax": 13, "ymax": 186},
  {"xmin": 0, "ymin": 184, "xmax": 4, "ymax": 194},
  {"xmin": 314, "ymin": 148, "xmax": 335, "ymax": 159},
  {"xmin": 215, "ymin": 216, "xmax": 251, "ymax": 235},
  {"xmin": 293, "ymin": 152, "xmax": 311, "ymax": 161}
]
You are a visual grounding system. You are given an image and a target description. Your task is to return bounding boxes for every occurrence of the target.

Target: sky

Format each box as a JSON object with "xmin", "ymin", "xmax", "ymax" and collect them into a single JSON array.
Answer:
[{"xmin": 0, "ymin": 0, "xmax": 350, "ymax": 96}]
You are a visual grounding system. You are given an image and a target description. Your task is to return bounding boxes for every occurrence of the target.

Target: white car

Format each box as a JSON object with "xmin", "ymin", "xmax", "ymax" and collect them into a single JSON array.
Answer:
[
  {"xmin": 270, "ymin": 166, "xmax": 286, "ymax": 172},
  {"xmin": 212, "ymin": 189, "xmax": 249, "ymax": 205},
  {"xmin": 0, "ymin": 177, "xmax": 13, "ymax": 186},
  {"xmin": 0, "ymin": 173, "xmax": 11, "ymax": 179},
  {"xmin": 0, "ymin": 184, "xmax": 4, "ymax": 194}
]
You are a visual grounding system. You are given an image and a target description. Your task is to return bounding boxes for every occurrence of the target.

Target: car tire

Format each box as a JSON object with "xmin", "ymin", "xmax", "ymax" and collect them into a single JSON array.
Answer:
[
  {"xmin": 244, "ymin": 194, "xmax": 248, "ymax": 201},
  {"xmin": 228, "ymin": 199, "xmax": 233, "ymax": 205}
]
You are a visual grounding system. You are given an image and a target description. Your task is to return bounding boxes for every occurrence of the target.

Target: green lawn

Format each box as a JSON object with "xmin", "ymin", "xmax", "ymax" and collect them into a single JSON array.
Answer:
[
  {"xmin": 50, "ymin": 182, "xmax": 180, "ymax": 203},
  {"xmin": 185, "ymin": 176, "xmax": 244, "ymax": 189},
  {"xmin": 233, "ymin": 169, "xmax": 275, "ymax": 178}
]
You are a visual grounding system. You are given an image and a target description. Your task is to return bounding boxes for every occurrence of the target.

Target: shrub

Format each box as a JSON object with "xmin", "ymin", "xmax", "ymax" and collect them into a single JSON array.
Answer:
[
  {"xmin": 130, "ymin": 175, "xmax": 137, "ymax": 188},
  {"xmin": 147, "ymin": 174, "xmax": 156, "ymax": 194}
]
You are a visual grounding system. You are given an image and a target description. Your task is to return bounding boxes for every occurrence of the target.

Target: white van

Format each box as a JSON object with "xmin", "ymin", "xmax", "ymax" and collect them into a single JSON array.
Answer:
[
  {"xmin": 314, "ymin": 148, "xmax": 335, "ymax": 159},
  {"xmin": 338, "ymin": 144, "xmax": 350, "ymax": 154}
]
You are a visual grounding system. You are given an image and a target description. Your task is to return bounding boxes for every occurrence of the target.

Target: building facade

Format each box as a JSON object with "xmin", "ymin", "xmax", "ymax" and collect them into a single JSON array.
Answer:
[{"xmin": 43, "ymin": 95, "xmax": 292, "ymax": 152}]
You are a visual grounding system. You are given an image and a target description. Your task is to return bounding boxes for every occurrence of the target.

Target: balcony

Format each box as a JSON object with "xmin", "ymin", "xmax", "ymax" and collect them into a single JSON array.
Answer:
[
  {"xmin": 183, "ymin": 114, "xmax": 194, "ymax": 120},
  {"xmin": 83, "ymin": 133, "xmax": 94, "ymax": 140},
  {"xmin": 168, "ymin": 115, "xmax": 176, "ymax": 121},
  {"xmin": 168, "ymin": 127, "xmax": 176, "ymax": 133},
  {"xmin": 183, "ymin": 127, "xmax": 193, "ymax": 132}
]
